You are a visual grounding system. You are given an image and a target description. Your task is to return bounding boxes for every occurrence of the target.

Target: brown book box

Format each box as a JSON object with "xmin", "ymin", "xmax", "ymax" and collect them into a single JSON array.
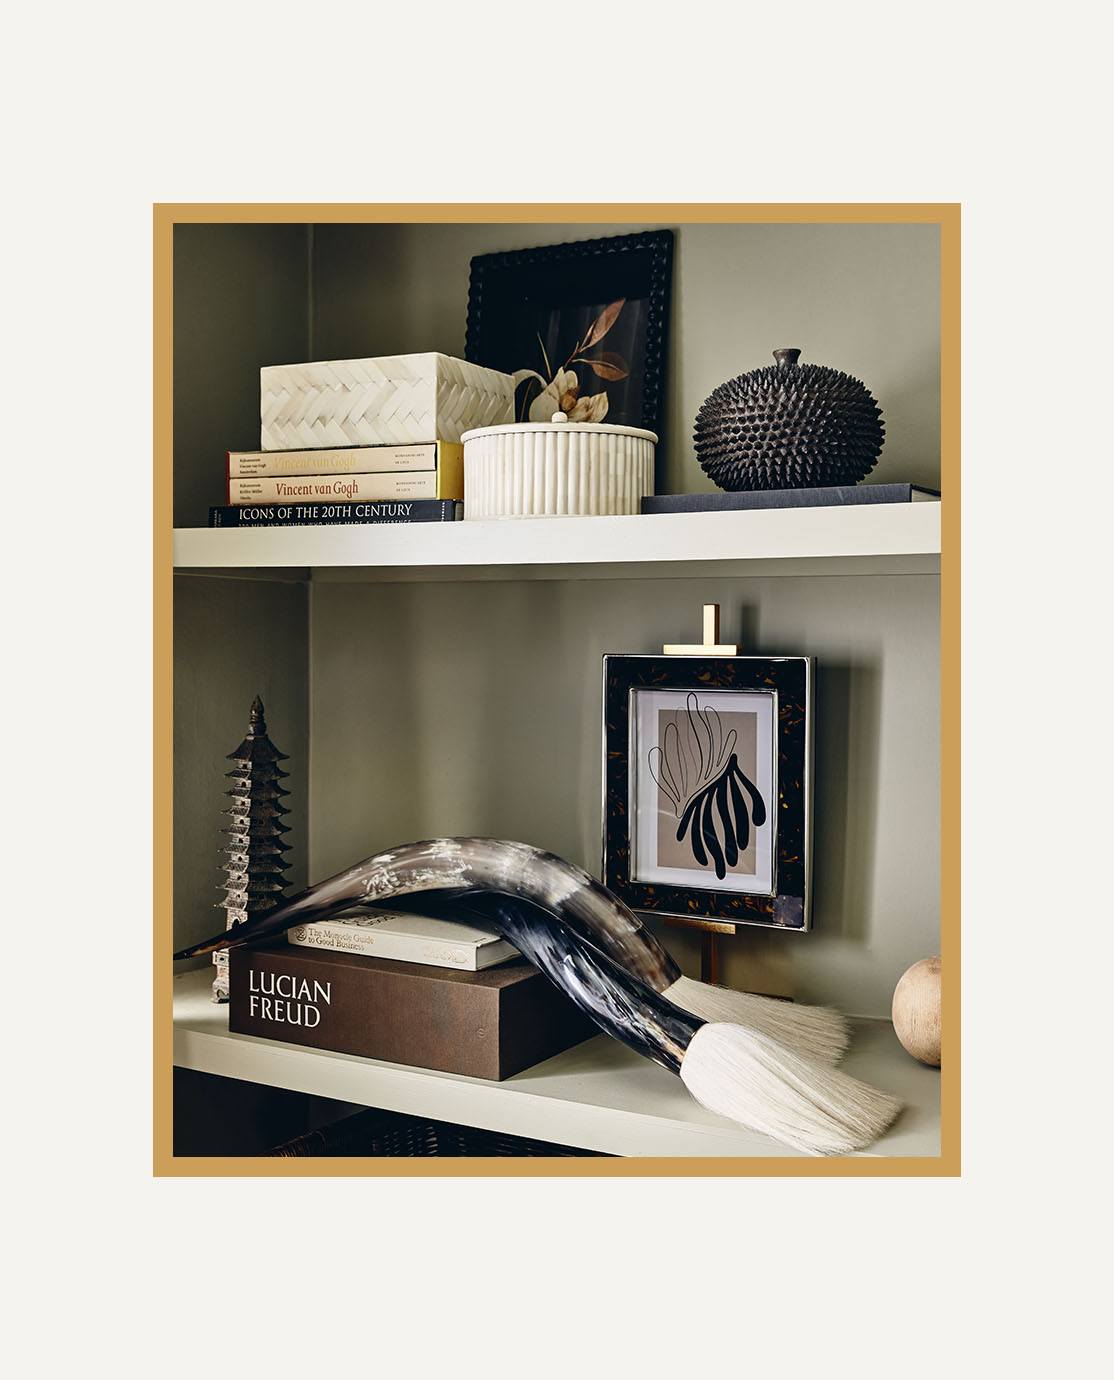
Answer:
[{"xmin": 229, "ymin": 943, "xmax": 594, "ymax": 1081}]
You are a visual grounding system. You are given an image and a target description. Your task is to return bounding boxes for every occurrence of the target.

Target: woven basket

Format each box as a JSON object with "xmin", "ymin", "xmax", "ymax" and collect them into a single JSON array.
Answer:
[
  {"xmin": 267, "ymin": 1106, "xmax": 605, "ymax": 1158},
  {"xmin": 260, "ymin": 353, "xmax": 515, "ymax": 450}
]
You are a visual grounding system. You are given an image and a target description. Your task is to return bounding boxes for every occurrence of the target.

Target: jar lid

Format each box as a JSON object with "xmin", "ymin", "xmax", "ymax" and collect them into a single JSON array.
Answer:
[{"xmin": 462, "ymin": 420, "xmax": 658, "ymax": 443}]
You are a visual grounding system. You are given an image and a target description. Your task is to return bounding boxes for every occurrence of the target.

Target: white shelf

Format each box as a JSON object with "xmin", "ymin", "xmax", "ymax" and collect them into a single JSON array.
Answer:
[
  {"xmin": 173, "ymin": 968, "xmax": 940, "ymax": 1158},
  {"xmin": 173, "ymin": 502, "xmax": 941, "ymax": 582}
]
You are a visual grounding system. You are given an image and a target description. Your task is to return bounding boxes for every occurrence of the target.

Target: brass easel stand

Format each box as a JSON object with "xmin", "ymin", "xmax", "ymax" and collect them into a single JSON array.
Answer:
[{"xmin": 662, "ymin": 602, "xmax": 738, "ymax": 657}]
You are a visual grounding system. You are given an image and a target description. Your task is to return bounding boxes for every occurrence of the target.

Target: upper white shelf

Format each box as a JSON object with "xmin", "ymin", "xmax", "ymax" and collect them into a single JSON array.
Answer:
[{"xmin": 173, "ymin": 503, "xmax": 941, "ymax": 582}]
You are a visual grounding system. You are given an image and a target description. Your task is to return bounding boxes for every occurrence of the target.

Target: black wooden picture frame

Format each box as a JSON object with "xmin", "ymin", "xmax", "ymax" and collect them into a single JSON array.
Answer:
[
  {"xmin": 464, "ymin": 229, "xmax": 673, "ymax": 437},
  {"xmin": 602, "ymin": 654, "xmax": 813, "ymax": 932}
]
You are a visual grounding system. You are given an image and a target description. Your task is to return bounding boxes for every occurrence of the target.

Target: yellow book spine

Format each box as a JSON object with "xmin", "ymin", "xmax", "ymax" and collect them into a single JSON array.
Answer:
[{"xmin": 433, "ymin": 442, "xmax": 463, "ymax": 500}]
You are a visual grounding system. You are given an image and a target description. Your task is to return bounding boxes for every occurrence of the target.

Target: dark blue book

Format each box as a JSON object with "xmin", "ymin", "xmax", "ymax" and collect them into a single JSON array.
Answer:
[
  {"xmin": 641, "ymin": 484, "xmax": 939, "ymax": 515},
  {"xmin": 209, "ymin": 500, "xmax": 460, "ymax": 528}
]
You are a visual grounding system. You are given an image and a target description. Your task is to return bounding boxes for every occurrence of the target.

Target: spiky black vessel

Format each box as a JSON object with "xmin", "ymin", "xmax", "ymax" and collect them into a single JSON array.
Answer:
[{"xmin": 693, "ymin": 348, "xmax": 885, "ymax": 491}]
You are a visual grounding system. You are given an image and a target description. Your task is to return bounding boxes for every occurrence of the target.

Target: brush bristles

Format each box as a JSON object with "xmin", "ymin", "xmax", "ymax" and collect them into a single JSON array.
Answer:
[
  {"xmin": 665, "ymin": 974, "xmax": 851, "ymax": 1065},
  {"xmin": 680, "ymin": 1022, "xmax": 902, "ymax": 1156}
]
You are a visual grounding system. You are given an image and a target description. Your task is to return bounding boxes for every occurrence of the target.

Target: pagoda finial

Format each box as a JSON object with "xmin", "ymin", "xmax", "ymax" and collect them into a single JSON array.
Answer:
[{"xmin": 249, "ymin": 695, "xmax": 266, "ymax": 736}]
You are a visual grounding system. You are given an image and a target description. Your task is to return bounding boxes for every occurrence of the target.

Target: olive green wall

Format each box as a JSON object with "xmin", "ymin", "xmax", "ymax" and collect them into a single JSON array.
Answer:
[
  {"xmin": 173, "ymin": 572, "xmax": 309, "ymax": 958},
  {"xmin": 174, "ymin": 223, "xmax": 310, "ymax": 527},
  {"xmin": 310, "ymin": 221, "xmax": 941, "ymax": 495}
]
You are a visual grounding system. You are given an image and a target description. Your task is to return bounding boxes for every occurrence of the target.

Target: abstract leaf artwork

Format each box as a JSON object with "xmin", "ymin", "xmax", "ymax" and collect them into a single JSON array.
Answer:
[
  {"xmin": 602, "ymin": 654, "xmax": 812, "ymax": 932},
  {"xmin": 648, "ymin": 692, "xmax": 768, "ymax": 881}
]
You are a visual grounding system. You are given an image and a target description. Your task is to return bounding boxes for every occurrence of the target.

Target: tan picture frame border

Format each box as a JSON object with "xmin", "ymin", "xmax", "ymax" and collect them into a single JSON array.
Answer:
[{"xmin": 153, "ymin": 202, "xmax": 960, "ymax": 1177}]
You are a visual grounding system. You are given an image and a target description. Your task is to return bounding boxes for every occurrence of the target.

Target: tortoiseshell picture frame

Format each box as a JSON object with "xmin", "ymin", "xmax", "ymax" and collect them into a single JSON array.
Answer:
[{"xmin": 602, "ymin": 654, "xmax": 813, "ymax": 932}]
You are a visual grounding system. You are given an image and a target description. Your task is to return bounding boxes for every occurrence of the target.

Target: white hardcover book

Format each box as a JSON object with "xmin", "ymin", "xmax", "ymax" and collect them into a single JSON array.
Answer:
[
  {"xmin": 286, "ymin": 909, "xmax": 520, "ymax": 971},
  {"xmin": 228, "ymin": 469, "xmax": 461, "ymax": 505},
  {"xmin": 227, "ymin": 443, "xmax": 448, "ymax": 478}
]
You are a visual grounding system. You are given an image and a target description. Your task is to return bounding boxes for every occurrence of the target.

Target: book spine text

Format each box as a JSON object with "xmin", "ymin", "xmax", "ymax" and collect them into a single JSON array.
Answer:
[
  {"xmin": 209, "ymin": 500, "xmax": 457, "ymax": 527},
  {"xmin": 227, "ymin": 442, "xmax": 454, "ymax": 478},
  {"xmin": 288, "ymin": 925, "xmax": 483, "ymax": 970},
  {"xmin": 228, "ymin": 470, "xmax": 463, "ymax": 504}
]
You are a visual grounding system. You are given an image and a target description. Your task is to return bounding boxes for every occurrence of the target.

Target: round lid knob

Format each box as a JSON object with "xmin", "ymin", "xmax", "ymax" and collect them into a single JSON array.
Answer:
[{"xmin": 773, "ymin": 348, "xmax": 802, "ymax": 368}]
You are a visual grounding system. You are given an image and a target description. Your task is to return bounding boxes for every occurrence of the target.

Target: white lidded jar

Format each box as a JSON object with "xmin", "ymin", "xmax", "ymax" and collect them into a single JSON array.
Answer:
[{"xmin": 461, "ymin": 412, "xmax": 657, "ymax": 519}]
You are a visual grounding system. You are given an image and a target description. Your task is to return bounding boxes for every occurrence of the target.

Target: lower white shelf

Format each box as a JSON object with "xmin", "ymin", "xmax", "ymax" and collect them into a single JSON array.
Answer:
[{"xmin": 172, "ymin": 968, "xmax": 940, "ymax": 1158}]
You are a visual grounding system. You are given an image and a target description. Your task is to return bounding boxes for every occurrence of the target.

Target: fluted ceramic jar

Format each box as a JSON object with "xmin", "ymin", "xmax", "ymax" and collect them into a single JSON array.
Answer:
[{"xmin": 461, "ymin": 417, "xmax": 657, "ymax": 519}]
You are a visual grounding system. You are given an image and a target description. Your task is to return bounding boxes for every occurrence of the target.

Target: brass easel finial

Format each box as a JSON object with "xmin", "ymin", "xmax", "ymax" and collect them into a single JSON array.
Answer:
[{"xmin": 663, "ymin": 603, "xmax": 739, "ymax": 656}]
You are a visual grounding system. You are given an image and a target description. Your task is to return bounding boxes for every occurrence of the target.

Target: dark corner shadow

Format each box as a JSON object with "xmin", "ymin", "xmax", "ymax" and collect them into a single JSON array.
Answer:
[
  {"xmin": 730, "ymin": 603, "xmax": 760, "ymax": 653},
  {"xmin": 810, "ymin": 659, "xmax": 881, "ymax": 943},
  {"xmin": 728, "ymin": 609, "xmax": 879, "ymax": 942}
]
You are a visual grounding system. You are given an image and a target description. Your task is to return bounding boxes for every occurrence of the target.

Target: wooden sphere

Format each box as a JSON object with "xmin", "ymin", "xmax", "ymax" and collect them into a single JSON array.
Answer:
[{"xmin": 892, "ymin": 957, "xmax": 941, "ymax": 1066}]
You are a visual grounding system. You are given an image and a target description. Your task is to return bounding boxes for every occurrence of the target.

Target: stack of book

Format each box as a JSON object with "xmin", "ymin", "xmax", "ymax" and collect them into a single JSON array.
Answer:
[
  {"xmin": 209, "ymin": 442, "xmax": 464, "ymax": 529},
  {"xmin": 209, "ymin": 349, "xmax": 516, "ymax": 530},
  {"xmin": 227, "ymin": 908, "xmax": 595, "ymax": 1080}
]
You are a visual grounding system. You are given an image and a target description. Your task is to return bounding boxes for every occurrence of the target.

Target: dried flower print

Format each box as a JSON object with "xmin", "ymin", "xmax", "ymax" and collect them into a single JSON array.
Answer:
[{"xmin": 512, "ymin": 298, "xmax": 630, "ymax": 422}]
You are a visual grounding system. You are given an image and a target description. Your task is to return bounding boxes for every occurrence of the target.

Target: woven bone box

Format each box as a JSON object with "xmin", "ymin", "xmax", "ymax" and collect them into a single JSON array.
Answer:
[{"xmin": 260, "ymin": 353, "xmax": 515, "ymax": 450}]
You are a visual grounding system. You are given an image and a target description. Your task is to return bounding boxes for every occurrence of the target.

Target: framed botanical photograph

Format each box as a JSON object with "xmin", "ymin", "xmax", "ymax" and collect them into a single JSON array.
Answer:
[
  {"xmin": 464, "ymin": 229, "xmax": 673, "ymax": 435},
  {"xmin": 602, "ymin": 655, "xmax": 813, "ymax": 931}
]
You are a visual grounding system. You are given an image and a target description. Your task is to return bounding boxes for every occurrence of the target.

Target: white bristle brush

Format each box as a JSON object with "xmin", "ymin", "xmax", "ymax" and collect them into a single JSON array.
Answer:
[
  {"xmin": 407, "ymin": 894, "xmax": 899, "ymax": 1156},
  {"xmin": 679, "ymin": 1023, "xmax": 899, "ymax": 1155},
  {"xmin": 442, "ymin": 894, "xmax": 893, "ymax": 1155},
  {"xmin": 664, "ymin": 974, "xmax": 850, "ymax": 1064}
]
